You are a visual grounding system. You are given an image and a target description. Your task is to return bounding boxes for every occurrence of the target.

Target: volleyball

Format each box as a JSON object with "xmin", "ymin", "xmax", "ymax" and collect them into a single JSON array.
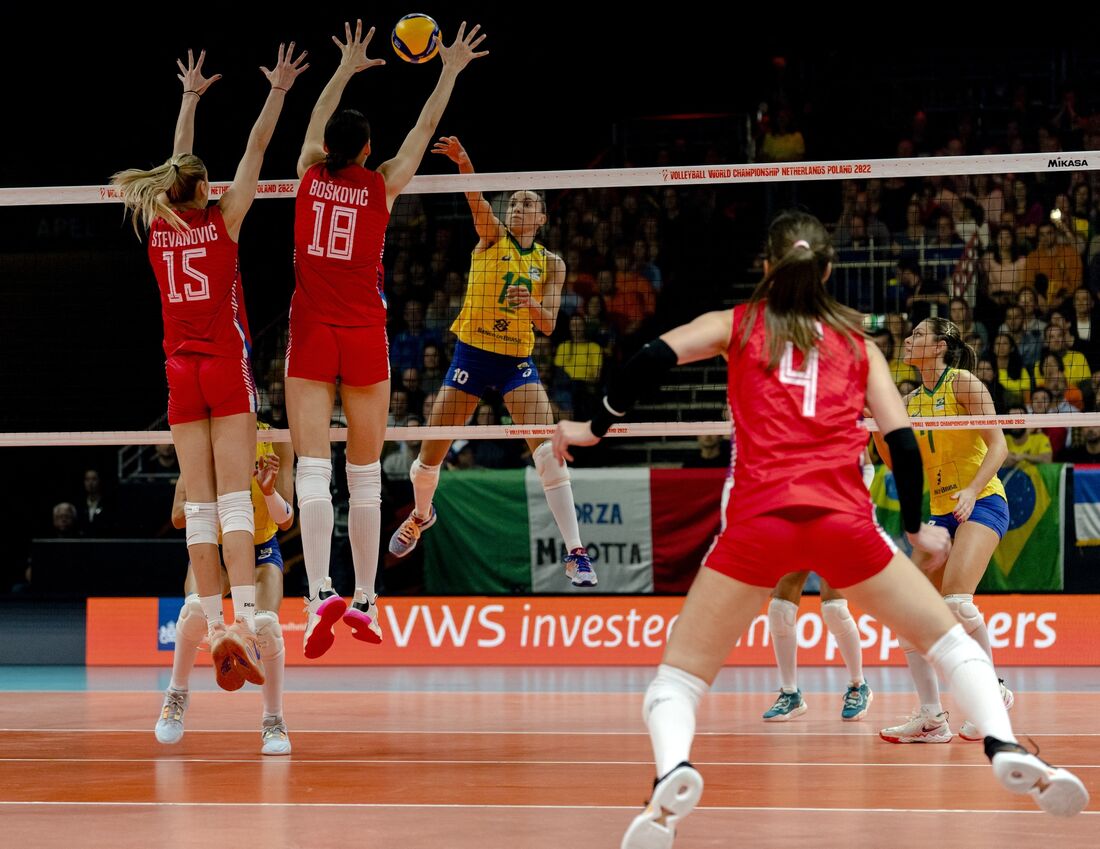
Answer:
[{"xmin": 392, "ymin": 14, "xmax": 441, "ymax": 64}]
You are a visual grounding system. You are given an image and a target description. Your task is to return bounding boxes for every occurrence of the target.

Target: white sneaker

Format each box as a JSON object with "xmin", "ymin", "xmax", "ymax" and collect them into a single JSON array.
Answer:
[
  {"xmin": 960, "ymin": 679, "xmax": 1016, "ymax": 741},
  {"xmin": 343, "ymin": 592, "xmax": 383, "ymax": 644},
  {"xmin": 622, "ymin": 762, "xmax": 703, "ymax": 849},
  {"xmin": 880, "ymin": 708, "xmax": 953, "ymax": 743},
  {"xmin": 154, "ymin": 688, "xmax": 188, "ymax": 744},
  {"xmin": 261, "ymin": 716, "xmax": 292, "ymax": 756},
  {"xmin": 987, "ymin": 737, "xmax": 1089, "ymax": 817}
]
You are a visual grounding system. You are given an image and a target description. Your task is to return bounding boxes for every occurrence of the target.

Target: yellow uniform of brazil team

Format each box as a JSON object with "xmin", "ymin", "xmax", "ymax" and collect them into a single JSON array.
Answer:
[
  {"xmin": 906, "ymin": 368, "xmax": 1007, "ymax": 516},
  {"xmin": 451, "ymin": 232, "xmax": 548, "ymax": 358}
]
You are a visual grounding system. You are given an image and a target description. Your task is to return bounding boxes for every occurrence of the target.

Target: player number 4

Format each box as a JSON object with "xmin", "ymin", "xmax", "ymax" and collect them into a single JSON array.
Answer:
[{"xmin": 778, "ymin": 343, "xmax": 818, "ymax": 417}]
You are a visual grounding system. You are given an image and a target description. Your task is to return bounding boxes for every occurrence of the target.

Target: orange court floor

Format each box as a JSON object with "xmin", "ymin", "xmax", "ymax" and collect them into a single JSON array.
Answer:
[{"xmin": 0, "ymin": 665, "xmax": 1097, "ymax": 848}]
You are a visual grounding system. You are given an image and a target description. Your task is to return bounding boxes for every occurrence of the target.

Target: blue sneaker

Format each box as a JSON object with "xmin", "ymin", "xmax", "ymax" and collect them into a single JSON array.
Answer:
[
  {"xmin": 841, "ymin": 682, "xmax": 873, "ymax": 721},
  {"xmin": 762, "ymin": 689, "xmax": 807, "ymax": 721},
  {"xmin": 564, "ymin": 547, "xmax": 597, "ymax": 587},
  {"xmin": 389, "ymin": 505, "xmax": 437, "ymax": 557}
]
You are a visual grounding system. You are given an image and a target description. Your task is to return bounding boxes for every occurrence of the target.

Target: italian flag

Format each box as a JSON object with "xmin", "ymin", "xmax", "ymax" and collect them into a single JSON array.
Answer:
[{"xmin": 421, "ymin": 468, "xmax": 727, "ymax": 593}]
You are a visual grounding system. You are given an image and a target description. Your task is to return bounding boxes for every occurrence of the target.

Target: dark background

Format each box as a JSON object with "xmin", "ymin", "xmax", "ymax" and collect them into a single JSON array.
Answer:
[{"xmin": 3, "ymin": 11, "xmax": 1098, "ymax": 589}]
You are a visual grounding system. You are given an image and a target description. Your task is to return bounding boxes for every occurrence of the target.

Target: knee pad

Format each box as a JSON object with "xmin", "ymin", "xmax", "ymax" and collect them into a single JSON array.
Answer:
[
  {"xmin": 296, "ymin": 457, "xmax": 333, "ymax": 506},
  {"xmin": 409, "ymin": 457, "xmax": 440, "ymax": 485},
  {"xmin": 184, "ymin": 501, "xmax": 219, "ymax": 547},
  {"xmin": 533, "ymin": 441, "xmax": 570, "ymax": 491},
  {"xmin": 944, "ymin": 593, "xmax": 984, "ymax": 636},
  {"xmin": 643, "ymin": 663, "xmax": 708, "ymax": 724},
  {"xmin": 176, "ymin": 594, "xmax": 208, "ymax": 643},
  {"xmin": 254, "ymin": 610, "xmax": 285, "ymax": 659},
  {"xmin": 821, "ymin": 598, "xmax": 856, "ymax": 635},
  {"xmin": 767, "ymin": 598, "xmax": 798, "ymax": 638},
  {"xmin": 217, "ymin": 491, "xmax": 255, "ymax": 536},
  {"xmin": 347, "ymin": 461, "xmax": 382, "ymax": 507}
]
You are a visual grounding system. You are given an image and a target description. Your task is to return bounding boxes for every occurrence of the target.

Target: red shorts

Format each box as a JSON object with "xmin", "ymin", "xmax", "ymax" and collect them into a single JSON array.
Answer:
[
  {"xmin": 166, "ymin": 353, "xmax": 257, "ymax": 425},
  {"xmin": 702, "ymin": 506, "xmax": 897, "ymax": 589},
  {"xmin": 285, "ymin": 314, "xmax": 390, "ymax": 386}
]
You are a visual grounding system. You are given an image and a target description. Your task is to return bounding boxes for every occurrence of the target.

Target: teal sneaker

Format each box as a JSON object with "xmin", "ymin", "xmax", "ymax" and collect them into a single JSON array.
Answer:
[
  {"xmin": 762, "ymin": 689, "xmax": 807, "ymax": 721},
  {"xmin": 841, "ymin": 681, "xmax": 873, "ymax": 721}
]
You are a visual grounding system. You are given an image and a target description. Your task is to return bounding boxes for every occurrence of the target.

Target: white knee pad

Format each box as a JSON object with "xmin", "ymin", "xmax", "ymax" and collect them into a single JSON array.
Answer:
[
  {"xmin": 296, "ymin": 457, "xmax": 333, "ymax": 506},
  {"xmin": 184, "ymin": 501, "xmax": 219, "ymax": 547},
  {"xmin": 176, "ymin": 594, "xmax": 208, "ymax": 643},
  {"xmin": 821, "ymin": 598, "xmax": 856, "ymax": 634},
  {"xmin": 533, "ymin": 441, "xmax": 570, "ymax": 491},
  {"xmin": 347, "ymin": 461, "xmax": 382, "ymax": 507},
  {"xmin": 254, "ymin": 610, "xmax": 285, "ymax": 659},
  {"xmin": 217, "ymin": 491, "xmax": 255, "ymax": 535},
  {"xmin": 944, "ymin": 593, "xmax": 984, "ymax": 636},
  {"xmin": 767, "ymin": 598, "xmax": 798, "ymax": 638},
  {"xmin": 409, "ymin": 457, "xmax": 441, "ymax": 484},
  {"xmin": 643, "ymin": 663, "xmax": 708, "ymax": 724}
]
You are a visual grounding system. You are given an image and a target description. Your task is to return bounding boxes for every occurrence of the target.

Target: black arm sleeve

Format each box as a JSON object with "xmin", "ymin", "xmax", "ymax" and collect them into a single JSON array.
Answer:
[
  {"xmin": 884, "ymin": 427, "xmax": 924, "ymax": 534},
  {"xmin": 590, "ymin": 338, "xmax": 679, "ymax": 437}
]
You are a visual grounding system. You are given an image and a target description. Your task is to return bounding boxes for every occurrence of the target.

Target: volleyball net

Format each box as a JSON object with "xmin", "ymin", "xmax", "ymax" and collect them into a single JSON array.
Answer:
[{"xmin": 3, "ymin": 148, "xmax": 1100, "ymax": 464}]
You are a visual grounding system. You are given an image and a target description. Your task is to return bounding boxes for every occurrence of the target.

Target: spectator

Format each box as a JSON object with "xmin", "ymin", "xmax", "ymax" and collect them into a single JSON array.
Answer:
[
  {"xmin": 1028, "ymin": 387, "xmax": 1069, "ymax": 457},
  {"xmin": 898, "ymin": 253, "xmax": 947, "ymax": 324},
  {"xmin": 143, "ymin": 443, "xmax": 180, "ymax": 476},
  {"xmin": 51, "ymin": 502, "xmax": 81, "ymax": 538},
  {"xmin": 982, "ymin": 226, "xmax": 1025, "ymax": 307},
  {"xmin": 949, "ymin": 297, "xmax": 988, "ymax": 352},
  {"xmin": 991, "ymin": 333, "xmax": 1034, "ymax": 408},
  {"xmin": 401, "ymin": 367, "xmax": 426, "ymax": 420},
  {"xmin": 390, "ymin": 299, "xmax": 440, "ymax": 373},
  {"xmin": 1067, "ymin": 288, "xmax": 1100, "ymax": 369},
  {"xmin": 1023, "ymin": 222, "xmax": 1083, "ymax": 311},
  {"xmin": 421, "ymin": 342, "xmax": 445, "ymax": 396},
  {"xmin": 1002, "ymin": 406, "xmax": 1053, "ymax": 469},
  {"xmin": 383, "ymin": 415, "xmax": 422, "ymax": 480},
  {"xmin": 1034, "ymin": 324, "xmax": 1091, "ymax": 387},
  {"xmin": 79, "ymin": 468, "xmax": 112, "ymax": 536},
  {"xmin": 974, "ymin": 357, "xmax": 1007, "ymax": 413},
  {"xmin": 1062, "ymin": 425, "xmax": 1100, "ymax": 463},
  {"xmin": 998, "ymin": 305, "xmax": 1043, "ymax": 369},
  {"xmin": 682, "ymin": 433, "xmax": 732, "ymax": 469}
]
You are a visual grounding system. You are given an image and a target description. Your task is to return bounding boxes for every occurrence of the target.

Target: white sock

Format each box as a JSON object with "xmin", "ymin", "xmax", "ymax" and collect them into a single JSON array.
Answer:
[
  {"xmin": 262, "ymin": 647, "xmax": 284, "ymax": 717},
  {"xmin": 767, "ymin": 598, "xmax": 799, "ymax": 692},
  {"xmin": 230, "ymin": 585, "xmax": 256, "ymax": 628},
  {"xmin": 347, "ymin": 461, "xmax": 382, "ymax": 598},
  {"xmin": 926, "ymin": 624, "xmax": 1016, "ymax": 742},
  {"xmin": 410, "ymin": 458, "xmax": 441, "ymax": 520},
  {"xmin": 822, "ymin": 599, "xmax": 864, "ymax": 685},
  {"xmin": 543, "ymin": 482, "xmax": 583, "ymax": 551},
  {"xmin": 643, "ymin": 664, "xmax": 709, "ymax": 776},
  {"xmin": 200, "ymin": 595, "xmax": 224, "ymax": 631},
  {"xmin": 901, "ymin": 639, "xmax": 942, "ymax": 714},
  {"xmin": 296, "ymin": 457, "xmax": 333, "ymax": 600}
]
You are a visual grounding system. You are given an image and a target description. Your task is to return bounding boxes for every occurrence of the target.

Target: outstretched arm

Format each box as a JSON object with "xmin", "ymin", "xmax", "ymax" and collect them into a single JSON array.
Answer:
[
  {"xmin": 431, "ymin": 136, "xmax": 503, "ymax": 246},
  {"xmin": 297, "ymin": 20, "xmax": 386, "ymax": 178},
  {"xmin": 173, "ymin": 49, "xmax": 221, "ymax": 156},
  {"xmin": 551, "ymin": 310, "xmax": 733, "ymax": 461},
  {"xmin": 379, "ymin": 22, "xmax": 488, "ymax": 207},
  {"xmin": 219, "ymin": 42, "xmax": 309, "ymax": 240}
]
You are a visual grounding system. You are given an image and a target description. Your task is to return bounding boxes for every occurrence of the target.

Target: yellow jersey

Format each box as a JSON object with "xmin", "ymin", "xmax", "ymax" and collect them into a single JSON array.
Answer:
[
  {"xmin": 907, "ymin": 368, "xmax": 1006, "ymax": 515},
  {"xmin": 251, "ymin": 425, "xmax": 279, "ymax": 545},
  {"xmin": 451, "ymin": 232, "xmax": 549, "ymax": 357}
]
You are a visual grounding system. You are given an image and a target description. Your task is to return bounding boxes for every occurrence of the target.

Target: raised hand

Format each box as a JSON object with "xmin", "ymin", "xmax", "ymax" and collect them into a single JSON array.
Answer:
[
  {"xmin": 431, "ymin": 136, "xmax": 472, "ymax": 168},
  {"xmin": 437, "ymin": 22, "xmax": 488, "ymax": 73},
  {"xmin": 332, "ymin": 19, "xmax": 386, "ymax": 73},
  {"xmin": 261, "ymin": 42, "xmax": 310, "ymax": 92},
  {"xmin": 177, "ymin": 48, "xmax": 221, "ymax": 96}
]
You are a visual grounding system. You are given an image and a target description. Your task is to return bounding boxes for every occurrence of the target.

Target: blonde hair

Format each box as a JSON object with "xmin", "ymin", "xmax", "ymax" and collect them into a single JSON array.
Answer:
[
  {"xmin": 741, "ymin": 210, "xmax": 865, "ymax": 368},
  {"xmin": 110, "ymin": 153, "xmax": 207, "ymax": 238}
]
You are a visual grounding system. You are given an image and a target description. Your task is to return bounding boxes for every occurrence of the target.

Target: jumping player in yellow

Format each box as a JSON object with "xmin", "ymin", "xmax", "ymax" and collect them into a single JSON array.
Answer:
[
  {"xmin": 874, "ymin": 317, "xmax": 1013, "ymax": 743},
  {"xmin": 389, "ymin": 136, "xmax": 595, "ymax": 587}
]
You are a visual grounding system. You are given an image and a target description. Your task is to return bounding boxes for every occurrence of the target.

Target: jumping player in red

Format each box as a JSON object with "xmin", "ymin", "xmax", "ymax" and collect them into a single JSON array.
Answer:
[
  {"xmin": 553, "ymin": 211, "xmax": 1088, "ymax": 847},
  {"xmin": 286, "ymin": 20, "xmax": 487, "ymax": 658},
  {"xmin": 112, "ymin": 45, "xmax": 307, "ymax": 690}
]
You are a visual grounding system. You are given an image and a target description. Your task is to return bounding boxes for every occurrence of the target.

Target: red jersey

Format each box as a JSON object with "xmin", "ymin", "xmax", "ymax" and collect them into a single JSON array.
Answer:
[
  {"xmin": 148, "ymin": 206, "xmax": 248, "ymax": 359},
  {"xmin": 292, "ymin": 162, "xmax": 390, "ymax": 326},
  {"xmin": 725, "ymin": 304, "xmax": 870, "ymax": 521}
]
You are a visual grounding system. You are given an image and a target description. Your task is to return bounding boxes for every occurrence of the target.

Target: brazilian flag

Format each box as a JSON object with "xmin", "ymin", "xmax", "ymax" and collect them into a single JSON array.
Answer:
[
  {"xmin": 983, "ymin": 463, "xmax": 1065, "ymax": 591},
  {"xmin": 870, "ymin": 464, "xmax": 1064, "ymax": 591}
]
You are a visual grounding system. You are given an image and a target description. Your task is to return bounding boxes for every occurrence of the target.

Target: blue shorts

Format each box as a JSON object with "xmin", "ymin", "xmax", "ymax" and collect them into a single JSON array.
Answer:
[
  {"xmin": 443, "ymin": 340, "xmax": 541, "ymax": 397},
  {"xmin": 255, "ymin": 536, "xmax": 285, "ymax": 573},
  {"xmin": 929, "ymin": 494, "xmax": 1010, "ymax": 540}
]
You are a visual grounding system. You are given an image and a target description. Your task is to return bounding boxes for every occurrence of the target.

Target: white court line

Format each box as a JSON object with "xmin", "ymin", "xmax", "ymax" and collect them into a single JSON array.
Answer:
[
  {"xmin": 0, "ymin": 727, "xmax": 1094, "ymax": 737},
  {"xmin": 1, "ymin": 757, "xmax": 1097, "ymax": 769},
  {"xmin": 0, "ymin": 801, "xmax": 1095, "ymax": 815}
]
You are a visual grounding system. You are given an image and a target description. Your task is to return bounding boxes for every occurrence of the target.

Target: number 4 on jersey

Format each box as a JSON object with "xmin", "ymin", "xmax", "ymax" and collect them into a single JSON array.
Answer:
[{"xmin": 778, "ymin": 343, "xmax": 818, "ymax": 417}]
